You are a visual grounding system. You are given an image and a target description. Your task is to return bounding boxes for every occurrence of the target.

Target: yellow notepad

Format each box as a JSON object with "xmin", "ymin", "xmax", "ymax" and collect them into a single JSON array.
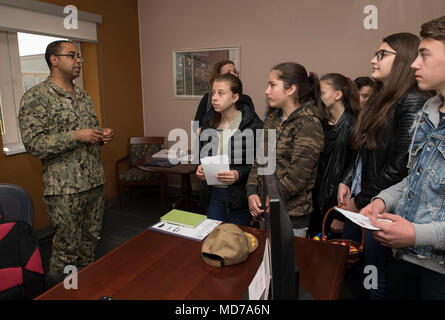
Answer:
[{"xmin": 160, "ymin": 209, "xmax": 207, "ymax": 228}]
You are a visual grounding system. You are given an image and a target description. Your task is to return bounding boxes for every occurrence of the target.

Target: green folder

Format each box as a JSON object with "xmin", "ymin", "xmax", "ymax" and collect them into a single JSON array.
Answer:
[{"xmin": 160, "ymin": 209, "xmax": 207, "ymax": 228}]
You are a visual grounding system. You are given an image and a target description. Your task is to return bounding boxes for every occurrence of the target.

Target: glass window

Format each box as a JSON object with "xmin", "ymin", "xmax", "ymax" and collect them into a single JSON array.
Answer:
[
  {"xmin": 0, "ymin": 31, "xmax": 81, "ymax": 155},
  {"xmin": 18, "ymin": 33, "xmax": 67, "ymax": 91}
]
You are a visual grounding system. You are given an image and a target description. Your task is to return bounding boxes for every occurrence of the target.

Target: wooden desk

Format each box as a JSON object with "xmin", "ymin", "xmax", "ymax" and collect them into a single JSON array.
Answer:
[
  {"xmin": 36, "ymin": 226, "xmax": 265, "ymax": 300},
  {"xmin": 136, "ymin": 156, "xmax": 201, "ymax": 213}
]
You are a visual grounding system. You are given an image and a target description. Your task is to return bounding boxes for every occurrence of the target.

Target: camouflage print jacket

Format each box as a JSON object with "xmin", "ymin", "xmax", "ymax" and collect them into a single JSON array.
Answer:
[
  {"xmin": 246, "ymin": 101, "xmax": 324, "ymax": 217},
  {"xmin": 18, "ymin": 79, "xmax": 104, "ymax": 196}
]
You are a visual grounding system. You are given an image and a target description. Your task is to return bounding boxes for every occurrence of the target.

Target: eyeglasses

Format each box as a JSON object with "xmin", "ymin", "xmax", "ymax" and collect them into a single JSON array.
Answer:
[
  {"xmin": 374, "ymin": 49, "xmax": 397, "ymax": 61},
  {"xmin": 54, "ymin": 53, "xmax": 84, "ymax": 62}
]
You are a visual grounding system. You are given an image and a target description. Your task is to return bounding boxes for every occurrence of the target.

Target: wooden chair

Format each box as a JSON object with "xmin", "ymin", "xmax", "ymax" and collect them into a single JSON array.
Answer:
[
  {"xmin": 294, "ymin": 236, "xmax": 348, "ymax": 300},
  {"xmin": 115, "ymin": 136, "xmax": 167, "ymax": 211}
]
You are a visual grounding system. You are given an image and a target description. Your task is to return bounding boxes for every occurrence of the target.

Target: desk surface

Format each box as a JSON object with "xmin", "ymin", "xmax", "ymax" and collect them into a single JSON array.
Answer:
[{"xmin": 36, "ymin": 226, "xmax": 265, "ymax": 300}]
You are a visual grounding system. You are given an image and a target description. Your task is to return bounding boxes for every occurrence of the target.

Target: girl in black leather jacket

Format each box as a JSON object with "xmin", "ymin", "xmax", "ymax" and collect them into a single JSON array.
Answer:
[
  {"xmin": 338, "ymin": 33, "xmax": 428, "ymax": 215},
  {"xmin": 308, "ymin": 73, "xmax": 359, "ymax": 238},
  {"xmin": 337, "ymin": 33, "xmax": 429, "ymax": 300}
]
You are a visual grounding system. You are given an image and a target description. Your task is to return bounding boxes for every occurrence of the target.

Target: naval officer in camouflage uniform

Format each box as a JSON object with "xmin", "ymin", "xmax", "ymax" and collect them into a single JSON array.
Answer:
[{"xmin": 18, "ymin": 40, "xmax": 114, "ymax": 275}]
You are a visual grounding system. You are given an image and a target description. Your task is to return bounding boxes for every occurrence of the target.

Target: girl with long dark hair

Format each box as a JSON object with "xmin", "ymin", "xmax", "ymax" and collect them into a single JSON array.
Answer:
[
  {"xmin": 338, "ymin": 33, "xmax": 429, "ymax": 299},
  {"xmin": 247, "ymin": 62, "xmax": 326, "ymax": 237}
]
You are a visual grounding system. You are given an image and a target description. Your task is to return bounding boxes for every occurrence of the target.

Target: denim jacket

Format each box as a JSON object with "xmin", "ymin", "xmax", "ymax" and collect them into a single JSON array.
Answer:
[{"xmin": 378, "ymin": 95, "xmax": 445, "ymax": 266}]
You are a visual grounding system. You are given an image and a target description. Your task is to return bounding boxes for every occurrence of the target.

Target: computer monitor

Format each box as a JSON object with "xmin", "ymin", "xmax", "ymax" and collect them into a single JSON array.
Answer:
[{"xmin": 260, "ymin": 173, "xmax": 298, "ymax": 300}]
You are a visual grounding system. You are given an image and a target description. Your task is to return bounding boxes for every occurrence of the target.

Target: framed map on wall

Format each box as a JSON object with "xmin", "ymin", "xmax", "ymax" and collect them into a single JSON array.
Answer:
[{"xmin": 173, "ymin": 46, "xmax": 239, "ymax": 98}]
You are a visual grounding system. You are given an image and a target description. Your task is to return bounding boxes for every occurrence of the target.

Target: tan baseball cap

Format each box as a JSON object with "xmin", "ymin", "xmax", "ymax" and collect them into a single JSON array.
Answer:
[{"xmin": 201, "ymin": 223, "xmax": 258, "ymax": 267}]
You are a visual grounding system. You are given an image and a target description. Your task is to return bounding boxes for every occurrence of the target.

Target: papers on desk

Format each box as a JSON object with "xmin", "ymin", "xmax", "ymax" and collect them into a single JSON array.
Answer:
[
  {"xmin": 152, "ymin": 149, "xmax": 191, "ymax": 162},
  {"xmin": 334, "ymin": 206, "xmax": 393, "ymax": 230},
  {"xmin": 200, "ymin": 155, "xmax": 230, "ymax": 185},
  {"xmin": 149, "ymin": 218, "xmax": 222, "ymax": 241},
  {"xmin": 153, "ymin": 149, "xmax": 187, "ymax": 159}
]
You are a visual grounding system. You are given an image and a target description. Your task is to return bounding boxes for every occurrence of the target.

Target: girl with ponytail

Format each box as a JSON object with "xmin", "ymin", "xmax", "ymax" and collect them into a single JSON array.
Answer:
[
  {"xmin": 309, "ymin": 73, "xmax": 359, "ymax": 237},
  {"xmin": 247, "ymin": 62, "xmax": 325, "ymax": 237}
]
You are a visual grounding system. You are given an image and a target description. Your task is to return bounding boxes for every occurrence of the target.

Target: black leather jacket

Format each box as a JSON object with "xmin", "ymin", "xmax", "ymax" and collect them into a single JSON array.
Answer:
[
  {"xmin": 341, "ymin": 90, "xmax": 427, "ymax": 210},
  {"xmin": 310, "ymin": 110, "xmax": 356, "ymax": 234},
  {"xmin": 199, "ymin": 102, "xmax": 263, "ymax": 212}
]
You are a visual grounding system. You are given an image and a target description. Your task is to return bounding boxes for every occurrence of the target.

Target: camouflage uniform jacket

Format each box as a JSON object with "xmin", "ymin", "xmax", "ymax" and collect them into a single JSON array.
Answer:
[
  {"xmin": 18, "ymin": 79, "xmax": 104, "ymax": 196},
  {"xmin": 246, "ymin": 101, "xmax": 324, "ymax": 217}
]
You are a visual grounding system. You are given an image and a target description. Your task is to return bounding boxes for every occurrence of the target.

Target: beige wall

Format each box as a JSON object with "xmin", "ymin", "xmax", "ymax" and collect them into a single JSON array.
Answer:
[{"xmin": 139, "ymin": 0, "xmax": 445, "ymax": 137}]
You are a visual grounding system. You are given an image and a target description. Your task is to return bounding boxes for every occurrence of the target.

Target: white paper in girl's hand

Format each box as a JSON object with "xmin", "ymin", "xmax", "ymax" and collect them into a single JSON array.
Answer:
[
  {"xmin": 200, "ymin": 155, "xmax": 230, "ymax": 185},
  {"xmin": 334, "ymin": 206, "xmax": 391, "ymax": 230}
]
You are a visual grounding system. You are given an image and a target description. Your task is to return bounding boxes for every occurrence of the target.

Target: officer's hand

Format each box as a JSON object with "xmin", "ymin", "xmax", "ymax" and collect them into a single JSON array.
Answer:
[
  {"xmin": 102, "ymin": 128, "xmax": 115, "ymax": 144},
  {"xmin": 75, "ymin": 129, "xmax": 103, "ymax": 144}
]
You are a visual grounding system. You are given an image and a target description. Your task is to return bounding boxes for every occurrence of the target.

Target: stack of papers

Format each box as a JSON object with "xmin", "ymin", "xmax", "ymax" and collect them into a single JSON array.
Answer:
[
  {"xmin": 160, "ymin": 209, "xmax": 207, "ymax": 228},
  {"xmin": 200, "ymin": 155, "xmax": 230, "ymax": 185}
]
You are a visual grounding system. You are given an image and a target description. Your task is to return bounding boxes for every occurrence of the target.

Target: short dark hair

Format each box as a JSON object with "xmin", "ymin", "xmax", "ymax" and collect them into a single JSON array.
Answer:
[
  {"xmin": 45, "ymin": 40, "xmax": 72, "ymax": 69},
  {"xmin": 354, "ymin": 76, "xmax": 374, "ymax": 89},
  {"xmin": 420, "ymin": 15, "xmax": 445, "ymax": 44}
]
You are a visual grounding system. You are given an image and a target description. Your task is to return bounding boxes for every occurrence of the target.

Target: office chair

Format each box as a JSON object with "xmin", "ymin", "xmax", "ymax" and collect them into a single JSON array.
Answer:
[
  {"xmin": 0, "ymin": 183, "xmax": 45, "ymax": 299},
  {"xmin": 0, "ymin": 183, "xmax": 34, "ymax": 227}
]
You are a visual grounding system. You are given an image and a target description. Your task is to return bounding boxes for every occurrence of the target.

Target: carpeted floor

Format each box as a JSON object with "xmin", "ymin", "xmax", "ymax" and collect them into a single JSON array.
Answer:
[{"xmin": 37, "ymin": 186, "xmax": 183, "ymax": 273}]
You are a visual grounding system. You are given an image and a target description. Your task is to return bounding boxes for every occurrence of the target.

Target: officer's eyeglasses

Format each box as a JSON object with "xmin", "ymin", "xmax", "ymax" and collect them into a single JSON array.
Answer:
[{"xmin": 54, "ymin": 53, "xmax": 84, "ymax": 62}]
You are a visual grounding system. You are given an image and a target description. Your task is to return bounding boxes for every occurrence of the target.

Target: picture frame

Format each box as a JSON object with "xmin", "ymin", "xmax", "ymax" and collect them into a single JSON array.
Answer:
[{"xmin": 173, "ymin": 46, "xmax": 240, "ymax": 98}]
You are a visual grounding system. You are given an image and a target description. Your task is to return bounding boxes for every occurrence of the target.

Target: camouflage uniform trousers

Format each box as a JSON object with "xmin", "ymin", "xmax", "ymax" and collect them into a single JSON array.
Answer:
[{"xmin": 44, "ymin": 185, "xmax": 104, "ymax": 272}]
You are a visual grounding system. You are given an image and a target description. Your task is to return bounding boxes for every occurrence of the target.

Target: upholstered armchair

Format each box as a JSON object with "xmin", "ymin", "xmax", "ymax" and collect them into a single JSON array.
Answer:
[{"xmin": 115, "ymin": 137, "xmax": 166, "ymax": 211}]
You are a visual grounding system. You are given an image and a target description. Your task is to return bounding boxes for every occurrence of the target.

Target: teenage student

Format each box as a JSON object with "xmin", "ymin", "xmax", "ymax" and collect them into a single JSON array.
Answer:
[
  {"xmin": 337, "ymin": 33, "xmax": 429, "ymax": 299},
  {"xmin": 194, "ymin": 60, "xmax": 255, "ymax": 131},
  {"xmin": 354, "ymin": 76, "xmax": 374, "ymax": 109},
  {"xmin": 247, "ymin": 62, "xmax": 326, "ymax": 238},
  {"xmin": 196, "ymin": 73, "xmax": 262, "ymax": 226},
  {"xmin": 360, "ymin": 15, "xmax": 445, "ymax": 300},
  {"xmin": 309, "ymin": 73, "xmax": 360, "ymax": 238}
]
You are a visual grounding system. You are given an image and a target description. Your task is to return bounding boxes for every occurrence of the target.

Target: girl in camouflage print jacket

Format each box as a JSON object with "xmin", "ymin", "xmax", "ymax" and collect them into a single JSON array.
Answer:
[{"xmin": 247, "ymin": 62, "xmax": 326, "ymax": 237}]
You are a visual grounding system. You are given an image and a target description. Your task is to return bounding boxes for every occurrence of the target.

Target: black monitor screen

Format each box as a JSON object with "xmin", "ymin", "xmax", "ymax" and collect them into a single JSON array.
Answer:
[{"xmin": 260, "ymin": 173, "xmax": 297, "ymax": 300}]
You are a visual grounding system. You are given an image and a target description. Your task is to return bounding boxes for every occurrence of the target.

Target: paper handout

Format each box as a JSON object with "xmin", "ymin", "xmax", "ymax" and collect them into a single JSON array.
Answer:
[
  {"xmin": 200, "ymin": 155, "xmax": 230, "ymax": 185},
  {"xmin": 334, "ymin": 207, "xmax": 392, "ymax": 231},
  {"xmin": 149, "ymin": 219, "xmax": 222, "ymax": 241}
]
